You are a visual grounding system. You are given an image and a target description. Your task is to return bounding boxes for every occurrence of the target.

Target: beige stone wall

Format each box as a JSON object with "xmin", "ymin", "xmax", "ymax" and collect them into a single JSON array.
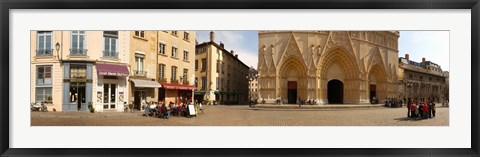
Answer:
[
  {"xmin": 195, "ymin": 39, "xmax": 250, "ymax": 104},
  {"xmin": 258, "ymin": 31, "xmax": 399, "ymax": 104},
  {"xmin": 157, "ymin": 31, "xmax": 196, "ymax": 85}
]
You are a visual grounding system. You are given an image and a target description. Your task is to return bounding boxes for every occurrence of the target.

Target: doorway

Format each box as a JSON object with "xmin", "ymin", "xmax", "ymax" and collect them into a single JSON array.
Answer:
[
  {"xmin": 369, "ymin": 84, "xmax": 376, "ymax": 100},
  {"xmin": 134, "ymin": 90, "xmax": 146, "ymax": 110},
  {"xmin": 70, "ymin": 83, "xmax": 86, "ymax": 111},
  {"xmin": 287, "ymin": 81, "xmax": 297, "ymax": 104},
  {"xmin": 103, "ymin": 84, "xmax": 117, "ymax": 110},
  {"xmin": 327, "ymin": 79, "xmax": 343, "ymax": 104}
]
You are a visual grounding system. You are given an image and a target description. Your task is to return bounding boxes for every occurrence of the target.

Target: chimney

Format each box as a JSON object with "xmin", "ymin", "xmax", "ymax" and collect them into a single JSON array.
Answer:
[
  {"xmin": 405, "ymin": 54, "xmax": 409, "ymax": 60},
  {"xmin": 422, "ymin": 57, "xmax": 426, "ymax": 63},
  {"xmin": 220, "ymin": 42, "xmax": 224, "ymax": 48},
  {"xmin": 230, "ymin": 50, "xmax": 234, "ymax": 55},
  {"xmin": 209, "ymin": 31, "xmax": 215, "ymax": 42},
  {"xmin": 235, "ymin": 54, "xmax": 238, "ymax": 58}
]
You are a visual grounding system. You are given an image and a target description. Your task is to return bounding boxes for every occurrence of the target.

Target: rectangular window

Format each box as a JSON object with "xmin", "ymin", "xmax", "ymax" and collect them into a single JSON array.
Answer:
[
  {"xmin": 172, "ymin": 47, "xmax": 177, "ymax": 57},
  {"xmin": 171, "ymin": 31, "xmax": 178, "ymax": 36},
  {"xmin": 135, "ymin": 54, "xmax": 145, "ymax": 76},
  {"xmin": 159, "ymin": 43, "xmax": 166, "ymax": 55},
  {"xmin": 183, "ymin": 69, "xmax": 188, "ymax": 83},
  {"xmin": 183, "ymin": 32, "xmax": 189, "ymax": 41},
  {"xmin": 195, "ymin": 60, "xmax": 198, "ymax": 71},
  {"xmin": 222, "ymin": 63, "xmax": 224, "ymax": 73},
  {"xmin": 35, "ymin": 87, "xmax": 52, "ymax": 103},
  {"xmin": 171, "ymin": 66, "xmax": 177, "ymax": 81},
  {"xmin": 183, "ymin": 50, "xmax": 188, "ymax": 60},
  {"xmin": 134, "ymin": 31, "xmax": 145, "ymax": 38},
  {"xmin": 216, "ymin": 77, "xmax": 219, "ymax": 90},
  {"xmin": 216, "ymin": 61, "xmax": 220, "ymax": 73},
  {"xmin": 70, "ymin": 65, "xmax": 86, "ymax": 79},
  {"xmin": 158, "ymin": 64, "xmax": 165, "ymax": 80},
  {"xmin": 221, "ymin": 78, "xmax": 224, "ymax": 90},
  {"xmin": 36, "ymin": 65, "xmax": 52, "ymax": 85},
  {"xmin": 36, "ymin": 31, "xmax": 53, "ymax": 56},
  {"xmin": 103, "ymin": 31, "xmax": 118, "ymax": 58},
  {"xmin": 201, "ymin": 77, "xmax": 206, "ymax": 90},
  {"xmin": 201, "ymin": 58, "xmax": 207, "ymax": 71},
  {"xmin": 202, "ymin": 47, "xmax": 206, "ymax": 52},
  {"xmin": 71, "ymin": 31, "xmax": 87, "ymax": 56}
]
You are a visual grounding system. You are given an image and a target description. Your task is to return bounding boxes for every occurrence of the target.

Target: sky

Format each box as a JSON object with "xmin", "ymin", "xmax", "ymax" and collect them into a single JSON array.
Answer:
[{"xmin": 195, "ymin": 31, "xmax": 449, "ymax": 71}]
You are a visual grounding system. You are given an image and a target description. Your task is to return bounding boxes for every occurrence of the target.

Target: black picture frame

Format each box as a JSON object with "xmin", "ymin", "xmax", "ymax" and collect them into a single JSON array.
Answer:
[{"xmin": 1, "ymin": 0, "xmax": 479, "ymax": 156}]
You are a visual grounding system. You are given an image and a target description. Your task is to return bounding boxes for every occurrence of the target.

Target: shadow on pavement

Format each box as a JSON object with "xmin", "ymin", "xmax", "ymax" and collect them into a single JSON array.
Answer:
[{"xmin": 394, "ymin": 117, "xmax": 419, "ymax": 121}]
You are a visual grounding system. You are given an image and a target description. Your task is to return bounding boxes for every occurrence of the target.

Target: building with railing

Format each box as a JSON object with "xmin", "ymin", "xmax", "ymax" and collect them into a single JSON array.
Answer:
[
  {"xmin": 156, "ymin": 31, "xmax": 197, "ymax": 105},
  {"xmin": 195, "ymin": 31, "xmax": 250, "ymax": 105},
  {"xmin": 30, "ymin": 31, "xmax": 131, "ymax": 112},
  {"xmin": 397, "ymin": 54, "xmax": 449, "ymax": 103}
]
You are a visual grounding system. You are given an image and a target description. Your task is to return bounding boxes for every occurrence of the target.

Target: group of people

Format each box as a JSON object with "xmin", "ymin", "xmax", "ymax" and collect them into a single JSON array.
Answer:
[
  {"xmin": 384, "ymin": 97, "xmax": 403, "ymax": 108},
  {"xmin": 144, "ymin": 101, "xmax": 196, "ymax": 119},
  {"xmin": 407, "ymin": 98, "xmax": 436, "ymax": 120}
]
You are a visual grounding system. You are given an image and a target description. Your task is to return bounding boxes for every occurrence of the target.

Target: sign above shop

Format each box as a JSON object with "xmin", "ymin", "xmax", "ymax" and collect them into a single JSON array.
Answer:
[{"xmin": 96, "ymin": 63, "xmax": 129, "ymax": 77}]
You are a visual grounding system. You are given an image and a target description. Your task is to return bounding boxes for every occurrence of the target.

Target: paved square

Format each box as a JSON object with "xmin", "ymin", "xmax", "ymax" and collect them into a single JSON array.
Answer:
[{"xmin": 31, "ymin": 105, "xmax": 448, "ymax": 126}]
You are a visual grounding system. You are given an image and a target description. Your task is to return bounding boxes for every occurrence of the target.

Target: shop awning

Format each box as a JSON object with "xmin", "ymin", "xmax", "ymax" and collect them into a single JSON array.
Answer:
[
  {"xmin": 160, "ymin": 82, "xmax": 197, "ymax": 90},
  {"xmin": 194, "ymin": 91, "xmax": 206, "ymax": 95},
  {"xmin": 96, "ymin": 63, "xmax": 129, "ymax": 77},
  {"xmin": 131, "ymin": 79, "xmax": 162, "ymax": 88}
]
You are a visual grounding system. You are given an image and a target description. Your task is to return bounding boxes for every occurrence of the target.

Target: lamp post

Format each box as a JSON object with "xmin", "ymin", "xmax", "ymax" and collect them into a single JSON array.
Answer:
[
  {"xmin": 55, "ymin": 42, "xmax": 60, "ymax": 60},
  {"xmin": 405, "ymin": 81, "xmax": 412, "ymax": 103}
]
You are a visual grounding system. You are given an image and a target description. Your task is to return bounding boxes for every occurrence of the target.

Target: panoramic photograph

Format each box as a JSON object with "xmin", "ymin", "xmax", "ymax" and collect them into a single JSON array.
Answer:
[{"xmin": 30, "ymin": 30, "xmax": 449, "ymax": 126}]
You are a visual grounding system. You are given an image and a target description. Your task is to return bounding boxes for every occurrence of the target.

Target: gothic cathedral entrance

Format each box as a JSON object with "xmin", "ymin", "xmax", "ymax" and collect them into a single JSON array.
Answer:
[
  {"xmin": 327, "ymin": 79, "xmax": 343, "ymax": 104},
  {"xmin": 287, "ymin": 81, "xmax": 297, "ymax": 104},
  {"xmin": 369, "ymin": 84, "xmax": 376, "ymax": 100}
]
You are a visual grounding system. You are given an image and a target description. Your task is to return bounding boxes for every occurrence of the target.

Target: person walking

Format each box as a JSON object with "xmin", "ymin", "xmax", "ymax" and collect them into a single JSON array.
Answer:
[
  {"xmin": 418, "ymin": 102, "xmax": 424, "ymax": 118},
  {"xmin": 432, "ymin": 102, "xmax": 436, "ymax": 117},
  {"xmin": 422, "ymin": 102, "xmax": 429, "ymax": 119},
  {"xmin": 407, "ymin": 101, "xmax": 411, "ymax": 118},
  {"xmin": 428, "ymin": 100, "xmax": 433, "ymax": 119},
  {"xmin": 410, "ymin": 102, "xmax": 417, "ymax": 119}
]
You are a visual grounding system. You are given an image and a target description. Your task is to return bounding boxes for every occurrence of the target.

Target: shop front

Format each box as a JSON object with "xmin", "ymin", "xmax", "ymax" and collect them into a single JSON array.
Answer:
[
  {"xmin": 160, "ymin": 82, "xmax": 196, "ymax": 105},
  {"xmin": 95, "ymin": 63, "xmax": 129, "ymax": 112},
  {"xmin": 62, "ymin": 63, "xmax": 93, "ymax": 112},
  {"xmin": 130, "ymin": 79, "xmax": 162, "ymax": 110}
]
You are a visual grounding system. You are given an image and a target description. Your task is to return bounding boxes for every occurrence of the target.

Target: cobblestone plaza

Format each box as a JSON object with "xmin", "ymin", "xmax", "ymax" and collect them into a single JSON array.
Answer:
[{"xmin": 31, "ymin": 105, "xmax": 448, "ymax": 126}]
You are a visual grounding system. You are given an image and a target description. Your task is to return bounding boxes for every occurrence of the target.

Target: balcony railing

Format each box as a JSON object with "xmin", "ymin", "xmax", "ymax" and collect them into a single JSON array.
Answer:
[
  {"xmin": 158, "ymin": 77, "xmax": 167, "ymax": 83},
  {"xmin": 70, "ymin": 49, "xmax": 88, "ymax": 56},
  {"xmin": 170, "ymin": 78, "xmax": 179, "ymax": 84},
  {"xmin": 134, "ymin": 70, "xmax": 147, "ymax": 77},
  {"xmin": 36, "ymin": 49, "xmax": 54, "ymax": 56},
  {"xmin": 182, "ymin": 80, "xmax": 190, "ymax": 85},
  {"xmin": 103, "ymin": 50, "xmax": 119, "ymax": 59}
]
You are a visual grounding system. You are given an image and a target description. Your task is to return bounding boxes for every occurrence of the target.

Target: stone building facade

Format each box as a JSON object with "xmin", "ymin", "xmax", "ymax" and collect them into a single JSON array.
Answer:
[
  {"xmin": 258, "ymin": 31, "xmax": 400, "ymax": 104},
  {"xmin": 31, "ymin": 31, "xmax": 131, "ymax": 112},
  {"xmin": 397, "ymin": 54, "xmax": 449, "ymax": 103},
  {"xmin": 248, "ymin": 67, "xmax": 259, "ymax": 102},
  {"xmin": 195, "ymin": 31, "xmax": 250, "ymax": 105},
  {"xmin": 156, "ymin": 31, "xmax": 196, "ymax": 105}
]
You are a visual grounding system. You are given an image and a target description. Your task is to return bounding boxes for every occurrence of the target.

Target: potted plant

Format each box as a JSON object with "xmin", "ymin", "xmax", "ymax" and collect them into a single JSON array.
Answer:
[{"xmin": 88, "ymin": 102, "xmax": 95, "ymax": 113}]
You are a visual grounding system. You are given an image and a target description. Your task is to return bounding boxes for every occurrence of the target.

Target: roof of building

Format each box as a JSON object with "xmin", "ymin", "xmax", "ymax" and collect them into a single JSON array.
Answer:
[{"xmin": 398, "ymin": 57, "xmax": 447, "ymax": 77}]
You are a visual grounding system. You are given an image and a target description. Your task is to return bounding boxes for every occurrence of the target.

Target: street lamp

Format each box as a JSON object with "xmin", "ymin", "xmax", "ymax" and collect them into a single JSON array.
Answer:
[{"xmin": 55, "ymin": 42, "xmax": 60, "ymax": 60}]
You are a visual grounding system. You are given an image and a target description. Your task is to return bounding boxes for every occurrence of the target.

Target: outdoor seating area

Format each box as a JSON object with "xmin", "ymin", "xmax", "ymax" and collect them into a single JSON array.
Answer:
[{"xmin": 143, "ymin": 101, "xmax": 199, "ymax": 119}]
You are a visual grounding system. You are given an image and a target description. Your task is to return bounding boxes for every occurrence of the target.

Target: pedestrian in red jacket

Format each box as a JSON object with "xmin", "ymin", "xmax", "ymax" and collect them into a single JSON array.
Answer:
[{"xmin": 422, "ymin": 102, "xmax": 428, "ymax": 119}]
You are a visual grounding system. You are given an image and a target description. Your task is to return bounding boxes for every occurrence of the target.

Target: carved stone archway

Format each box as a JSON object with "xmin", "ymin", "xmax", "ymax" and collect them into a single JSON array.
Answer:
[
  {"xmin": 318, "ymin": 47, "xmax": 360, "ymax": 104},
  {"xmin": 277, "ymin": 56, "xmax": 308, "ymax": 103},
  {"xmin": 367, "ymin": 64, "xmax": 389, "ymax": 101}
]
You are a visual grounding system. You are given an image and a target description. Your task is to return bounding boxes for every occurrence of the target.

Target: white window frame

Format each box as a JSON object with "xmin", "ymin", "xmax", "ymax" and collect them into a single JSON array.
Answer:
[{"xmin": 36, "ymin": 31, "xmax": 53, "ymax": 56}]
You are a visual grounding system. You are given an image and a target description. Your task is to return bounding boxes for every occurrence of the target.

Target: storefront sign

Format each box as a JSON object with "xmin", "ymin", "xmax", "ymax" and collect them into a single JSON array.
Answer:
[
  {"xmin": 98, "ymin": 71, "xmax": 129, "ymax": 77},
  {"xmin": 70, "ymin": 78, "xmax": 87, "ymax": 82}
]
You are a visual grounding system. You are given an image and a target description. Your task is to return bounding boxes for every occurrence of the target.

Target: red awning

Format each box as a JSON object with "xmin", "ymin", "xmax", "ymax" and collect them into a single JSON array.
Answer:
[
  {"xmin": 160, "ymin": 82, "xmax": 197, "ymax": 90},
  {"xmin": 96, "ymin": 63, "xmax": 129, "ymax": 77}
]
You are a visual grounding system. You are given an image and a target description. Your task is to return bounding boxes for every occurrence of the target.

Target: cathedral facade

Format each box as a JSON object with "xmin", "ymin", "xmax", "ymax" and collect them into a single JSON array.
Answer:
[{"xmin": 258, "ymin": 31, "xmax": 400, "ymax": 104}]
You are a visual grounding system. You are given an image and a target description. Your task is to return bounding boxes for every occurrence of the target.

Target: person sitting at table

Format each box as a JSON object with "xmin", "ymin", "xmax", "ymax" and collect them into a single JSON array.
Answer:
[
  {"xmin": 160, "ymin": 103, "xmax": 169, "ymax": 119},
  {"xmin": 145, "ymin": 103, "xmax": 152, "ymax": 117}
]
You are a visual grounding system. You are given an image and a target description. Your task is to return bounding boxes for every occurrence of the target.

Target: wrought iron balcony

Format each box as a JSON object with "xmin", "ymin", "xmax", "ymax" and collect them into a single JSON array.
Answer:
[
  {"xmin": 170, "ymin": 78, "xmax": 179, "ymax": 84},
  {"xmin": 134, "ymin": 70, "xmax": 147, "ymax": 77},
  {"xmin": 103, "ymin": 50, "xmax": 118, "ymax": 59},
  {"xmin": 158, "ymin": 77, "xmax": 167, "ymax": 83},
  {"xmin": 35, "ymin": 49, "xmax": 54, "ymax": 56},
  {"xmin": 70, "ymin": 49, "xmax": 88, "ymax": 56}
]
